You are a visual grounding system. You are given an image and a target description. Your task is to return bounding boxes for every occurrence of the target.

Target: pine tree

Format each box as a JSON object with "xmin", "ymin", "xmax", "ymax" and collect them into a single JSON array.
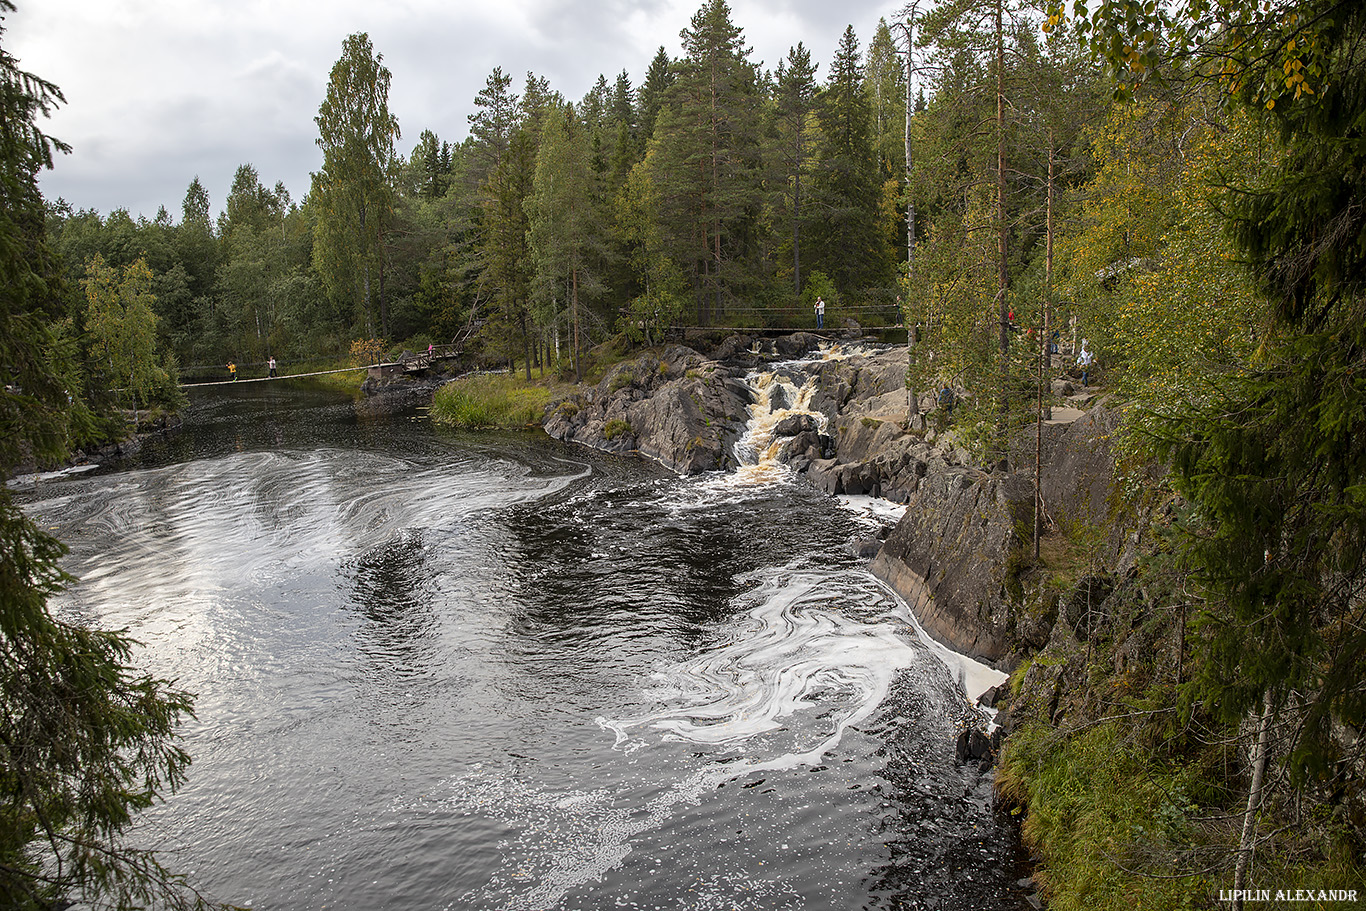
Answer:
[
  {"xmin": 466, "ymin": 67, "xmax": 519, "ymax": 198},
  {"xmin": 769, "ymin": 42, "xmax": 821, "ymax": 296},
  {"xmin": 650, "ymin": 0, "xmax": 764, "ymax": 323},
  {"xmin": 477, "ymin": 110, "xmax": 537, "ymax": 378}
]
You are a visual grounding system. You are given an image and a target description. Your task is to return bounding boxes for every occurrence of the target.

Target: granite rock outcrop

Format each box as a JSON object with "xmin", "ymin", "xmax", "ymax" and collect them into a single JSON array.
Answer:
[{"xmin": 542, "ymin": 345, "xmax": 753, "ymax": 475}]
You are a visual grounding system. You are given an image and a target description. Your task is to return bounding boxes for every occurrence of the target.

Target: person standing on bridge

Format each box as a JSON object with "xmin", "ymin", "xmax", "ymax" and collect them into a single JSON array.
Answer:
[
  {"xmin": 268, "ymin": 356, "xmax": 277, "ymax": 378},
  {"xmin": 814, "ymin": 297, "xmax": 825, "ymax": 330},
  {"xmin": 227, "ymin": 361, "xmax": 237, "ymax": 382}
]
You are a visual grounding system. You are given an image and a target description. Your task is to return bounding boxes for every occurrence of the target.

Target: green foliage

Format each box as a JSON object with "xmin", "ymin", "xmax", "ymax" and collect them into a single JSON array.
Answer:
[
  {"xmin": 648, "ymin": 0, "xmax": 765, "ymax": 323},
  {"xmin": 769, "ymin": 41, "xmax": 822, "ymax": 297},
  {"xmin": 311, "ymin": 32, "xmax": 401, "ymax": 338},
  {"xmin": 903, "ymin": 216, "xmax": 998, "ymax": 401},
  {"xmin": 603, "ymin": 418, "xmax": 632, "ymax": 440},
  {"xmin": 0, "ymin": 491, "xmax": 211, "ymax": 910},
  {"xmin": 1053, "ymin": 94, "xmax": 1267, "ymax": 405},
  {"xmin": 811, "ymin": 26, "xmax": 894, "ymax": 295},
  {"xmin": 477, "ymin": 109, "xmax": 537, "ymax": 377},
  {"xmin": 1150, "ymin": 320, "xmax": 1366, "ymax": 780},
  {"xmin": 527, "ymin": 102, "xmax": 608, "ymax": 377},
  {"xmin": 865, "ymin": 19, "xmax": 907, "ymax": 183},
  {"xmin": 80, "ymin": 254, "xmax": 183, "ymax": 412},
  {"xmin": 429, "ymin": 374, "xmax": 551, "ymax": 429},
  {"xmin": 799, "ymin": 270, "xmax": 837, "ymax": 311},
  {"xmin": 616, "ymin": 150, "xmax": 689, "ymax": 343}
]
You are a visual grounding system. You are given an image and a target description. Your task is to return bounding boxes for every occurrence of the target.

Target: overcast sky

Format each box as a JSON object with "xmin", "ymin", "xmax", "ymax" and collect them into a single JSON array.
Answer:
[{"xmin": 8, "ymin": 0, "xmax": 904, "ymax": 222}]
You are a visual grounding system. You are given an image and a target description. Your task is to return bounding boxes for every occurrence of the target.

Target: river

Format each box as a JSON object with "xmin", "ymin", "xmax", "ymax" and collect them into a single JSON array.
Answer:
[{"xmin": 13, "ymin": 371, "xmax": 1031, "ymax": 911}]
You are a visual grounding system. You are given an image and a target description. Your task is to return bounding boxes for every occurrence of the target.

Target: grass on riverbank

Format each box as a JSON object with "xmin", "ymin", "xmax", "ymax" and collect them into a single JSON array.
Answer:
[{"xmin": 430, "ymin": 374, "xmax": 553, "ymax": 429}]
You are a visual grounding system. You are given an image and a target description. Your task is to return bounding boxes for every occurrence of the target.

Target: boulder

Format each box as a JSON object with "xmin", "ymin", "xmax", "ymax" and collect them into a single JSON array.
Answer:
[
  {"xmin": 779, "ymin": 429, "xmax": 822, "ymax": 463},
  {"xmin": 1013, "ymin": 403, "xmax": 1158, "ymax": 572},
  {"xmin": 710, "ymin": 334, "xmax": 757, "ymax": 362},
  {"xmin": 955, "ymin": 728, "xmax": 994, "ymax": 765},
  {"xmin": 773, "ymin": 413, "xmax": 818, "ymax": 436},
  {"xmin": 851, "ymin": 539, "xmax": 882, "ymax": 558},
  {"xmin": 775, "ymin": 332, "xmax": 820, "ymax": 357}
]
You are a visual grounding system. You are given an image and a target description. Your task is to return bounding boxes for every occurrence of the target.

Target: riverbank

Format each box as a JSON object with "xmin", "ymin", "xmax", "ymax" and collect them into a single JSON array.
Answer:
[{"xmin": 6, "ymin": 408, "xmax": 185, "ymax": 487}]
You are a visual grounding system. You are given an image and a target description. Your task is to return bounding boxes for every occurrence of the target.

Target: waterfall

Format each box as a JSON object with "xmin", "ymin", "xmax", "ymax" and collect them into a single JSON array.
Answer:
[{"xmin": 730, "ymin": 368, "xmax": 825, "ymax": 485}]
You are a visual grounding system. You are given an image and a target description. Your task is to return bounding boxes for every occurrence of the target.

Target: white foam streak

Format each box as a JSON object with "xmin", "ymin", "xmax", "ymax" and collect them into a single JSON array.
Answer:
[
  {"xmin": 600, "ymin": 562, "xmax": 927, "ymax": 766},
  {"xmin": 879, "ymin": 585, "xmax": 1009, "ymax": 704}
]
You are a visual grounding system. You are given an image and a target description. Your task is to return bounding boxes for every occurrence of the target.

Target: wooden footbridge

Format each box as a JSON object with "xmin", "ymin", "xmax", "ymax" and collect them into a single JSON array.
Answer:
[{"xmin": 367, "ymin": 343, "xmax": 462, "ymax": 379}]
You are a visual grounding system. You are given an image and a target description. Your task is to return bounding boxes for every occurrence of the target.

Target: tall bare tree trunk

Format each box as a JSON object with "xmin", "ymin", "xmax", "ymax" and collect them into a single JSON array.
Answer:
[
  {"xmin": 794, "ymin": 131, "xmax": 803, "ymax": 296},
  {"xmin": 378, "ymin": 221, "xmax": 389, "ymax": 340},
  {"xmin": 1233, "ymin": 691, "xmax": 1275, "ymax": 911},
  {"xmin": 1034, "ymin": 322, "xmax": 1045, "ymax": 559},
  {"xmin": 899, "ymin": 8, "xmax": 920, "ymax": 425},
  {"xmin": 904, "ymin": 9, "xmax": 916, "ymax": 274},
  {"xmin": 363, "ymin": 262, "xmax": 373, "ymax": 338},
  {"xmin": 1035, "ymin": 137, "xmax": 1055, "ymax": 559},
  {"xmin": 521, "ymin": 307, "xmax": 532, "ymax": 382}
]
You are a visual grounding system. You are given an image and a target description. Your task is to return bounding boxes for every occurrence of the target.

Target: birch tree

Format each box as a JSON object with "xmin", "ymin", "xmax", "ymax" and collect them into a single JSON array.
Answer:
[{"xmin": 311, "ymin": 32, "xmax": 401, "ymax": 338}]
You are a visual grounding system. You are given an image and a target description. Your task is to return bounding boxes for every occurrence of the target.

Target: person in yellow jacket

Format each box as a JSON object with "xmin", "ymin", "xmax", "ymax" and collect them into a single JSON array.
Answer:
[{"xmin": 227, "ymin": 361, "xmax": 237, "ymax": 381}]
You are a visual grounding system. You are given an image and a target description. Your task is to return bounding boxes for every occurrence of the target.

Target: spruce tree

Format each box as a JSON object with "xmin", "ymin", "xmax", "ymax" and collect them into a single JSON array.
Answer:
[
  {"xmin": 650, "ymin": 0, "xmax": 763, "ymax": 323},
  {"xmin": 770, "ymin": 42, "xmax": 820, "ymax": 297},
  {"xmin": 813, "ymin": 25, "xmax": 892, "ymax": 297},
  {"xmin": 0, "ymin": 4, "xmax": 209, "ymax": 906}
]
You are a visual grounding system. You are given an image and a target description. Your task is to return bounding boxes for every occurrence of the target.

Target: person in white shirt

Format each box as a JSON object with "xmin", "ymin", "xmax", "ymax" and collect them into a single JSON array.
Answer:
[{"xmin": 1077, "ymin": 339, "xmax": 1095, "ymax": 386}]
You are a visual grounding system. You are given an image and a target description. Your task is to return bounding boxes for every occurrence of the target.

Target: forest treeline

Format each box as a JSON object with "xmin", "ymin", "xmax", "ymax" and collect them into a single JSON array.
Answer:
[{"xmin": 40, "ymin": 0, "xmax": 1265, "ymax": 405}]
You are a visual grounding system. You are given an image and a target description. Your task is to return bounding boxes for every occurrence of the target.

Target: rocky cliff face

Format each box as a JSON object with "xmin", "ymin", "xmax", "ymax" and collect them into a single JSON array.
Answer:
[{"xmin": 870, "ymin": 469, "xmax": 1034, "ymax": 664}]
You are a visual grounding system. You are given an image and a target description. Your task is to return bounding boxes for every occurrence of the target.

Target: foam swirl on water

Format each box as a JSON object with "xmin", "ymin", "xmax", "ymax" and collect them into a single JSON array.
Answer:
[
  {"xmin": 432, "ymin": 560, "xmax": 944, "ymax": 909},
  {"xmin": 600, "ymin": 561, "xmax": 930, "ymax": 767}
]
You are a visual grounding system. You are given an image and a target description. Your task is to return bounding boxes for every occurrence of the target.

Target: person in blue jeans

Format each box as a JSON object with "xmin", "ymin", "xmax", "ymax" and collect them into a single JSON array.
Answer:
[
  {"xmin": 1076, "ymin": 339, "xmax": 1095, "ymax": 386},
  {"xmin": 814, "ymin": 297, "xmax": 825, "ymax": 329}
]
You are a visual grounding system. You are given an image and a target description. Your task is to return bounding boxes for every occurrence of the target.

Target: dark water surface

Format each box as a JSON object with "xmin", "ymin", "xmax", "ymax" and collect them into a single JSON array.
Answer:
[{"xmin": 15, "ymin": 381, "xmax": 1030, "ymax": 910}]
